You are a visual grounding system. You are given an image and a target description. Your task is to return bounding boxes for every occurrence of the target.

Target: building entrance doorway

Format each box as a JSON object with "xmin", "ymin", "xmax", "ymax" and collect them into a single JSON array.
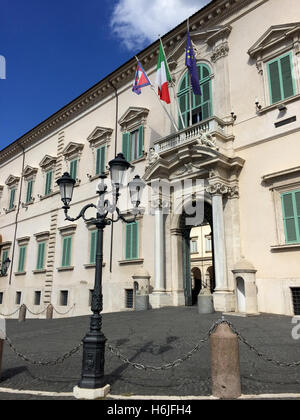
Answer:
[{"xmin": 181, "ymin": 202, "xmax": 215, "ymax": 306}]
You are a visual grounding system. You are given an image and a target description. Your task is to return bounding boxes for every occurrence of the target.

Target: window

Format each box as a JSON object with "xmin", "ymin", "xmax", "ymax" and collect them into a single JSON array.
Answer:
[
  {"xmin": 190, "ymin": 239, "xmax": 198, "ymax": 253},
  {"xmin": 267, "ymin": 52, "xmax": 295, "ymax": 105},
  {"xmin": 178, "ymin": 64, "xmax": 212, "ymax": 129},
  {"xmin": 1, "ymin": 250, "xmax": 8, "ymax": 275},
  {"xmin": 0, "ymin": 293, "xmax": 3, "ymax": 305},
  {"xmin": 9, "ymin": 188, "xmax": 16, "ymax": 210},
  {"xmin": 26, "ymin": 179, "xmax": 33, "ymax": 203},
  {"xmin": 125, "ymin": 222, "xmax": 139, "ymax": 260},
  {"xmin": 205, "ymin": 236, "xmax": 212, "ymax": 252},
  {"xmin": 125, "ymin": 289, "xmax": 134, "ymax": 308},
  {"xmin": 122, "ymin": 126, "xmax": 144, "ymax": 162},
  {"xmin": 60, "ymin": 290, "xmax": 68, "ymax": 306},
  {"xmin": 34, "ymin": 291, "xmax": 41, "ymax": 306},
  {"xmin": 70, "ymin": 159, "xmax": 78, "ymax": 180},
  {"xmin": 16, "ymin": 291, "xmax": 21, "ymax": 305},
  {"xmin": 18, "ymin": 246, "xmax": 27, "ymax": 273},
  {"xmin": 96, "ymin": 146, "xmax": 106, "ymax": 175},
  {"xmin": 90, "ymin": 230, "xmax": 98, "ymax": 264},
  {"xmin": 291, "ymin": 288, "xmax": 300, "ymax": 316},
  {"xmin": 45, "ymin": 170, "xmax": 53, "ymax": 195},
  {"xmin": 36, "ymin": 242, "xmax": 46, "ymax": 270},
  {"xmin": 61, "ymin": 236, "xmax": 72, "ymax": 267},
  {"xmin": 281, "ymin": 190, "xmax": 300, "ymax": 243}
]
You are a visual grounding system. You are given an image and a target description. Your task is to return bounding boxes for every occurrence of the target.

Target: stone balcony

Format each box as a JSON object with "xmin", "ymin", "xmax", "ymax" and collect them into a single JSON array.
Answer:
[{"xmin": 153, "ymin": 116, "xmax": 234, "ymax": 157}]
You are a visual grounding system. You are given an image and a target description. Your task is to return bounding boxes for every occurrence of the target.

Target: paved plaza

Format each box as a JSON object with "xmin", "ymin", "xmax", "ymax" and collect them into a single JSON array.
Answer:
[{"xmin": 0, "ymin": 307, "xmax": 299, "ymax": 400}]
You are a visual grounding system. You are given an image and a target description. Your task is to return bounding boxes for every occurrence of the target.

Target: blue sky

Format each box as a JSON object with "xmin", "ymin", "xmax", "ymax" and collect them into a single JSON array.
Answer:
[{"xmin": 0, "ymin": 0, "xmax": 209, "ymax": 150}]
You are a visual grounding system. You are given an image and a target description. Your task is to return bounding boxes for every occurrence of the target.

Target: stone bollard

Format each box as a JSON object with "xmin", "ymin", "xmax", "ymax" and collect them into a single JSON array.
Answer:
[
  {"xmin": 210, "ymin": 322, "xmax": 241, "ymax": 399},
  {"xmin": 18, "ymin": 304, "xmax": 27, "ymax": 322},
  {"xmin": 46, "ymin": 304, "xmax": 54, "ymax": 320}
]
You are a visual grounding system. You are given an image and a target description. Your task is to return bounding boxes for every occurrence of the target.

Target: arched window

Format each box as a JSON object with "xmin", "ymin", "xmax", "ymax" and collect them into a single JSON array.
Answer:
[{"xmin": 177, "ymin": 64, "xmax": 212, "ymax": 129}]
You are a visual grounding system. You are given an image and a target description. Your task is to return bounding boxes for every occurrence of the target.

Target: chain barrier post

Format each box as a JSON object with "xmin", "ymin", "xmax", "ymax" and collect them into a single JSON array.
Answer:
[
  {"xmin": 46, "ymin": 304, "xmax": 54, "ymax": 320},
  {"xmin": 18, "ymin": 304, "xmax": 27, "ymax": 323},
  {"xmin": 210, "ymin": 321, "xmax": 241, "ymax": 399}
]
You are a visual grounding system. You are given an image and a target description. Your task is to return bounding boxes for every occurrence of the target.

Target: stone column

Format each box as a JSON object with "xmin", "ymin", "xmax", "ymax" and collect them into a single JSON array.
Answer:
[
  {"xmin": 206, "ymin": 183, "xmax": 235, "ymax": 312},
  {"xmin": 154, "ymin": 205, "xmax": 165, "ymax": 292},
  {"xmin": 149, "ymin": 198, "xmax": 172, "ymax": 308}
]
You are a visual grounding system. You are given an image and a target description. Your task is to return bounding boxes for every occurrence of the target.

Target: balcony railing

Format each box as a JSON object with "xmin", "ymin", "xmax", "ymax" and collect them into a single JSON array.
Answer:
[{"xmin": 153, "ymin": 116, "xmax": 226, "ymax": 154}]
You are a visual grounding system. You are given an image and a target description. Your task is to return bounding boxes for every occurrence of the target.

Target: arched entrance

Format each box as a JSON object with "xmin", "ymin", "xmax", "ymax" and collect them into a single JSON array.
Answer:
[
  {"xmin": 181, "ymin": 201, "xmax": 215, "ymax": 306},
  {"xmin": 191, "ymin": 267, "xmax": 202, "ymax": 305}
]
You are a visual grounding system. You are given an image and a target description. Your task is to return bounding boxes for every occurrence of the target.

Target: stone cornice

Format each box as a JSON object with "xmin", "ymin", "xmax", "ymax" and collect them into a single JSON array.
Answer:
[{"xmin": 0, "ymin": 0, "xmax": 255, "ymax": 165}]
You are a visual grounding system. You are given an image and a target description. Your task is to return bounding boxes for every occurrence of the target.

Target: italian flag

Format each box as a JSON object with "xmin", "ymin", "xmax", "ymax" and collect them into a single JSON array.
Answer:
[{"xmin": 156, "ymin": 42, "xmax": 171, "ymax": 104}]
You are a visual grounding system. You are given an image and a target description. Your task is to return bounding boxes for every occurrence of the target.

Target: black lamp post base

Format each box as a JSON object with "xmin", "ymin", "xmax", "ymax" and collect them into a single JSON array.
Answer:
[{"xmin": 78, "ymin": 332, "xmax": 107, "ymax": 390}]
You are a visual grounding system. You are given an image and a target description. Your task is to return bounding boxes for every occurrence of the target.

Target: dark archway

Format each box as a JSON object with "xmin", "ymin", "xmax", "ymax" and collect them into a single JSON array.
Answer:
[
  {"xmin": 191, "ymin": 267, "xmax": 202, "ymax": 305},
  {"xmin": 180, "ymin": 201, "xmax": 214, "ymax": 306}
]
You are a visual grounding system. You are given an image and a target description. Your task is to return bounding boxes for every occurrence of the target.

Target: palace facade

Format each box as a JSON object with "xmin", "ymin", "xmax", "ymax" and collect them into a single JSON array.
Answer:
[{"xmin": 1, "ymin": 0, "xmax": 300, "ymax": 318}]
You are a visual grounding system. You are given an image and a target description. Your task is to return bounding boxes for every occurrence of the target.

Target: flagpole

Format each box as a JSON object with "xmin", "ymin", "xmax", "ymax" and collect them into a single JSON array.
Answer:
[
  {"xmin": 135, "ymin": 55, "xmax": 179, "ymax": 132},
  {"xmin": 187, "ymin": 19, "xmax": 193, "ymax": 128},
  {"xmin": 158, "ymin": 37, "xmax": 186, "ymax": 130}
]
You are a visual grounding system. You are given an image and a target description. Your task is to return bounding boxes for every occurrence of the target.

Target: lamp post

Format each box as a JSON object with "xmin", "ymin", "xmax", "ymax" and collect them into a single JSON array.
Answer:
[
  {"xmin": 56, "ymin": 153, "xmax": 145, "ymax": 392},
  {"xmin": 0, "ymin": 257, "xmax": 11, "ymax": 277}
]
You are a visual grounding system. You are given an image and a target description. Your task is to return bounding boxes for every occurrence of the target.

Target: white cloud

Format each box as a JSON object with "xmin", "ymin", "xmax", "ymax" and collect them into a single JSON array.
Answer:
[{"xmin": 110, "ymin": 0, "xmax": 211, "ymax": 51}]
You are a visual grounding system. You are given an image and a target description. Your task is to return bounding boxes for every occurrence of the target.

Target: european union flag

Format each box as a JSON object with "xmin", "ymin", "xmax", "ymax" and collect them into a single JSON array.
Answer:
[{"xmin": 185, "ymin": 31, "xmax": 201, "ymax": 96}]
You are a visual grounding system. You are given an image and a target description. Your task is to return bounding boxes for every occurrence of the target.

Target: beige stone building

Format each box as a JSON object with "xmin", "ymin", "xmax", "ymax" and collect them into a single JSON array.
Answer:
[{"xmin": 1, "ymin": 0, "xmax": 300, "ymax": 318}]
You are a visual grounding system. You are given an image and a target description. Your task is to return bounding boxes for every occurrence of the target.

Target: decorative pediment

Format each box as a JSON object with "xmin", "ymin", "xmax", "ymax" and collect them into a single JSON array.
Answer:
[
  {"xmin": 22, "ymin": 165, "xmax": 38, "ymax": 178},
  {"xmin": 5, "ymin": 175, "xmax": 20, "ymax": 187},
  {"xmin": 118, "ymin": 107, "xmax": 149, "ymax": 132},
  {"xmin": 248, "ymin": 22, "xmax": 300, "ymax": 58},
  {"xmin": 87, "ymin": 127, "xmax": 113, "ymax": 148},
  {"xmin": 167, "ymin": 25, "xmax": 231, "ymax": 67},
  {"xmin": 39, "ymin": 155, "xmax": 57, "ymax": 170},
  {"xmin": 62, "ymin": 142, "xmax": 84, "ymax": 160}
]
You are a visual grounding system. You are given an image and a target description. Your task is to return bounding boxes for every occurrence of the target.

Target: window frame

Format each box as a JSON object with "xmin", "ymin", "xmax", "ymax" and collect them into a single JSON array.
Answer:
[
  {"xmin": 61, "ymin": 235, "xmax": 72, "ymax": 268},
  {"xmin": 125, "ymin": 221, "xmax": 139, "ymax": 260},
  {"xmin": 177, "ymin": 63, "xmax": 213, "ymax": 129},
  {"xmin": 44, "ymin": 170, "xmax": 53, "ymax": 196},
  {"xmin": 122, "ymin": 126, "xmax": 144, "ymax": 163},
  {"xmin": 281, "ymin": 189, "xmax": 300, "ymax": 244},
  {"xmin": 25, "ymin": 179, "xmax": 34, "ymax": 204},
  {"xmin": 267, "ymin": 51, "xmax": 296, "ymax": 105},
  {"xmin": 17, "ymin": 246, "xmax": 27, "ymax": 273}
]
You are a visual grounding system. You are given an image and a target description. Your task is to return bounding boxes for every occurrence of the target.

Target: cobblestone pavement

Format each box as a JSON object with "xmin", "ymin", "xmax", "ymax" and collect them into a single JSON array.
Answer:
[{"xmin": 0, "ymin": 307, "xmax": 299, "ymax": 399}]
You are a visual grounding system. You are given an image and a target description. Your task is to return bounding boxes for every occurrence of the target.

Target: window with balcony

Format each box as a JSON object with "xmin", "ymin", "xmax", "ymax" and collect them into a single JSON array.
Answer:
[
  {"xmin": 125, "ymin": 221, "xmax": 139, "ymax": 260},
  {"xmin": 177, "ymin": 64, "xmax": 212, "ymax": 129}
]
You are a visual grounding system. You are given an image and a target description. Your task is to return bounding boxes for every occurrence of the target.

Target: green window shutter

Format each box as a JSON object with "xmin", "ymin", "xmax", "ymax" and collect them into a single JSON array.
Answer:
[
  {"xmin": 2, "ymin": 250, "xmax": 8, "ymax": 265},
  {"xmin": 26, "ymin": 180, "xmax": 33, "ymax": 203},
  {"xmin": 9, "ymin": 188, "xmax": 16, "ymax": 209},
  {"xmin": 122, "ymin": 132, "xmax": 131, "ymax": 162},
  {"xmin": 18, "ymin": 246, "xmax": 26, "ymax": 272},
  {"xmin": 268, "ymin": 60, "xmax": 282, "ymax": 104},
  {"xmin": 96, "ymin": 146, "xmax": 106, "ymax": 175},
  {"xmin": 62, "ymin": 236, "xmax": 72, "ymax": 267},
  {"xmin": 45, "ymin": 171, "xmax": 53, "ymax": 195},
  {"xmin": 137, "ymin": 126, "xmax": 144, "ymax": 159},
  {"xmin": 281, "ymin": 191, "xmax": 300, "ymax": 243},
  {"xmin": 90, "ymin": 230, "xmax": 98, "ymax": 264},
  {"xmin": 36, "ymin": 242, "xmax": 46, "ymax": 270},
  {"xmin": 125, "ymin": 222, "xmax": 138, "ymax": 260},
  {"xmin": 280, "ymin": 54, "xmax": 294, "ymax": 99},
  {"xmin": 131, "ymin": 222, "xmax": 138, "ymax": 259},
  {"xmin": 70, "ymin": 159, "xmax": 78, "ymax": 180},
  {"xmin": 125, "ymin": 224, "xmax": 132, "ymax": 260}
]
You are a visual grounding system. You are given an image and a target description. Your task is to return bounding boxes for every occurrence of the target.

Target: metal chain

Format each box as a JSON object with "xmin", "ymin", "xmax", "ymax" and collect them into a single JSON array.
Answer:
[
  {"xmin": 25, "ymin": 306, "xmax": 48, "ymax": 316},
  {"xmin": 107, "ymin": 330, "xmax": 211, "ymax": 371},
  {"xmin": 52, "ymin": 304, "xmax": 75, "ymax": 315},
  {"xmin": 211, "ymin": 318, "xmax": 300, "ymax": 368},
  {"xmin": 5, "ymin": 335, "xmax": 82, "ymax": 366},
  {"xmin": 0, "ymin": 307, "xmax": 21, "ymax": 317}
]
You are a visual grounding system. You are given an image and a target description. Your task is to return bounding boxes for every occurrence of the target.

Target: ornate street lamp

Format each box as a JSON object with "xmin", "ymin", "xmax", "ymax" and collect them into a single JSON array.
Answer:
[
  {"xmin": 0, "ymin": 257, "xmax": 11, "ymax": 277},
  {"xmin": 56, "ymin": 153, "xmax": 145, "ymax": 393}
]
